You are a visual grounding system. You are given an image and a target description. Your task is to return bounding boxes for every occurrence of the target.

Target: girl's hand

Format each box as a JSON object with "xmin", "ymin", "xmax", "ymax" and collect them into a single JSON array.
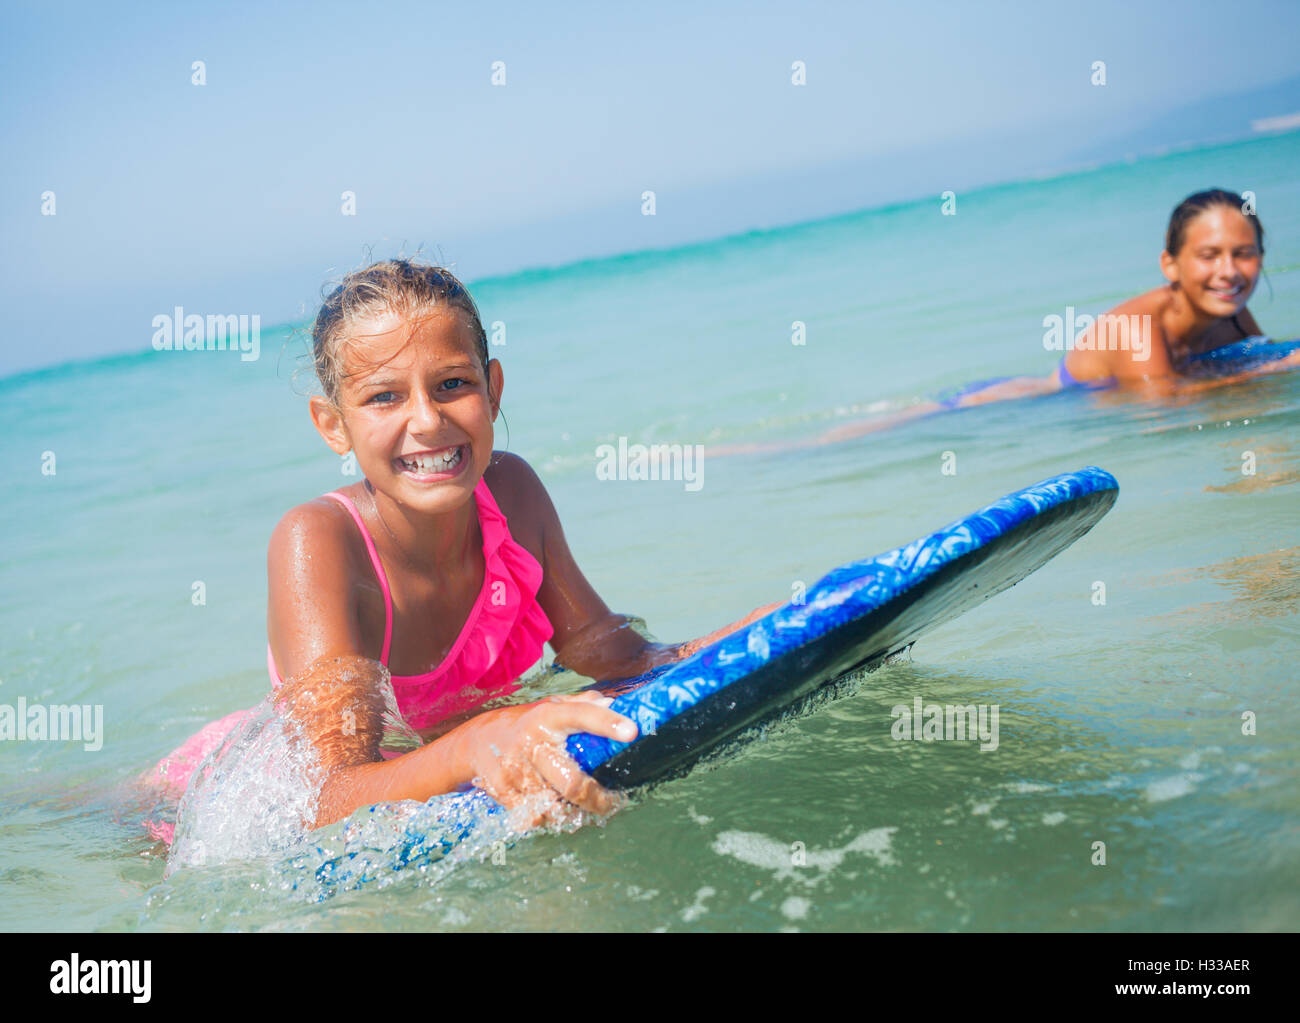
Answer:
[
  {"xmin": 453, "ymin": 692, "xmax": 638, "ymax": 826},
  {"xmin": 671, "ymin": 601, "xmax": 784, "ymax": 662}
]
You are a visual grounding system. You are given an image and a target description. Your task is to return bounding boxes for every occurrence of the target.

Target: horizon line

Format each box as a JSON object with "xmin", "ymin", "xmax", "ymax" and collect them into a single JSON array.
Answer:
[{"xmin": 3, "ymin": 125, "xmax": 1295, "ymax": 389}]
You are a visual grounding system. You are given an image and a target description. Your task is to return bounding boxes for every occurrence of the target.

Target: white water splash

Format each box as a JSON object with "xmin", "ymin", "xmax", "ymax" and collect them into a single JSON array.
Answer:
[
  {"xmin": 166, "ymin": 668, "xmax": 423, "ymax": 877},
  {"xmin": 166, "ymin": 703, "xmax": 325, "ymax": 876}
]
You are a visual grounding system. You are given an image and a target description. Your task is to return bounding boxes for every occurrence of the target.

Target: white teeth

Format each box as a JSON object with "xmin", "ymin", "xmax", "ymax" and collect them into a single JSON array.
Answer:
[{"xmin": 399, "ymin": 447, "xmax": 463, "ymax": 473}]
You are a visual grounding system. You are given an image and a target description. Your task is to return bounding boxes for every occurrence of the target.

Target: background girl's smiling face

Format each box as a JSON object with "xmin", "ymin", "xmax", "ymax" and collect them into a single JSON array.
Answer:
[
  {"xmin": 334, "ymin": 306, "xmax": 502, "ymax": 513},
  {"xmin": 1166, "ymin": 205, "xmax": 1262, "ymax": 317}
]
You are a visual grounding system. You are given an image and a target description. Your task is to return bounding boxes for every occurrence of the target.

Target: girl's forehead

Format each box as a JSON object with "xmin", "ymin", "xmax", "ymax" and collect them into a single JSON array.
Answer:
[
  {"xmin": 343, "ymin": 308, "xmax": 477, "ymax": 368},
  {"xmin": 1186, "ymin": 206, "xmax": 1257, "ymax": 245},
  {"xmin": 350, "ymin": 305, "xmax": 467, "ymax": 340}
]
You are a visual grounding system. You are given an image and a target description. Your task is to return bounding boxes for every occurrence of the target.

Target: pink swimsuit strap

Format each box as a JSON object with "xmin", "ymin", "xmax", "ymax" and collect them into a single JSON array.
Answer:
[
  {"xmin": 321, "ymin": 491, "xmax": 395, "ymax": 670},
  {"xmin": 319, "ymin": 490, "xmax": 396, "ymax": 665},
  {"xmin": 266, "ymin": 477, "xmax": 554, "ymax": 731}
]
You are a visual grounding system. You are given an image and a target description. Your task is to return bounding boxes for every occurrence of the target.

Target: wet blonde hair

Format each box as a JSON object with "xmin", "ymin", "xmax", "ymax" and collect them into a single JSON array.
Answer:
[{"xmin": 311, "ymin": 259, "xmax": 491, "ymax": 407}]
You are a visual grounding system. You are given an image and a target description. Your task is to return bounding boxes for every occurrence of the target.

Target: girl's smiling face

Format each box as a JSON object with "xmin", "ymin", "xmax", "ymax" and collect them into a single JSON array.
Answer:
[
  {"xmin": 1161, "ymin": 205, "xmax": 1262, "ymax": 318},
  {"xmin": 311, "ymin": 305, "xmax": 502, "ymax": 515}
]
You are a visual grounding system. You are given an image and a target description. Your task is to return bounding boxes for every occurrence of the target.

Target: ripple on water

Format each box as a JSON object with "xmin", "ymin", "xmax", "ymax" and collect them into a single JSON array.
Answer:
[
  {"xmin": 681, "ymin": 886, "xmax": 716, "ymax": 922},
  {"xmin": 711, "ymin": 827, "xmax": 898, "ymax": 884},
  {"xmin": 1145, "ymin": 773, "xmax": 1204, "ymax": 803},
  {"xmin": 781, "ymin": 895, "xmax": 812, "ymax": 920}
]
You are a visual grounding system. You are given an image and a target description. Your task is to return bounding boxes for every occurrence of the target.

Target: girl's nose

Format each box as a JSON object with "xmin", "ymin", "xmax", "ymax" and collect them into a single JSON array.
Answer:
[{"xmin": 408, "ymin": 387, "xmax": 445, "ymax": 432}]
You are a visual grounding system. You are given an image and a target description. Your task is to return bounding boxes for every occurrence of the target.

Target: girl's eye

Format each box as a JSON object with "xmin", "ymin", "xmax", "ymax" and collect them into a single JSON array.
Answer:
[
  {"xmin": 440, "ymin": 378, "xmax": 468, "ymax": 391},
  {"xmin": 367, "ymin": 391, "xmax": 398, "ymax": 404}
]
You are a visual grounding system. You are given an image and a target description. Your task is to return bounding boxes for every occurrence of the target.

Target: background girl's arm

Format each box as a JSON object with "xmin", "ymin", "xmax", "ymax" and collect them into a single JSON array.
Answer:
[
  {"xmin": 1135, "ymin": 350, "xmax": 1300, "ymax": 398},
  {"xmin": 1063, "ymin": 311, "xmax": 1175, "ymax": 382}
]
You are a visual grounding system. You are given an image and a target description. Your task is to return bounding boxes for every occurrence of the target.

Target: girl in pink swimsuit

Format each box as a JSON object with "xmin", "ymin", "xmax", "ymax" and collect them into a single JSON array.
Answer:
[{"xmin": 146, "ymin": 260, "xmax": 775, "ymax": 844}]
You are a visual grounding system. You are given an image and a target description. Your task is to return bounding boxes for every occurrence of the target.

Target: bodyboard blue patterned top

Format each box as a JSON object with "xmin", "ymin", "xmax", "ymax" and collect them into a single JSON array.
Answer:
[
  {"xmin": 1186, "ymin": 336, "xmax": 1300, "ymax": 376},
  {"xmin": 299, "ymin": 467, "xmax": 1119, "ymax": 895},
  {"xmin": 564, "ymin": 466, "xmax": 1119, "ymax": 788}
]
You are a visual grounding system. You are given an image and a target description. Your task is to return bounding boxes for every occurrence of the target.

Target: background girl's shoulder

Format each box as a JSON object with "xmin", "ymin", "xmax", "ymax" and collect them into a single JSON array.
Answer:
[{"xmin": 1119, "ymin": 286, "xmax": 1168, "ymax": 317}]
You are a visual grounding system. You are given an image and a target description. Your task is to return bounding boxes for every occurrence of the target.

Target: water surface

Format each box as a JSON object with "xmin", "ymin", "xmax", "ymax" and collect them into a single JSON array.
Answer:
[{"xmin": 1, "ymin": 131, "xmax": 1297, "ymax": 931}]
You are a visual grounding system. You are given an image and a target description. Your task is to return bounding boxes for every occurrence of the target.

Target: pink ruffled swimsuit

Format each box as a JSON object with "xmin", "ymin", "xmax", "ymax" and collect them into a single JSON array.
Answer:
[{"xmin": 145, "ymin": 478, "xmax": 553, "ymax": 841}]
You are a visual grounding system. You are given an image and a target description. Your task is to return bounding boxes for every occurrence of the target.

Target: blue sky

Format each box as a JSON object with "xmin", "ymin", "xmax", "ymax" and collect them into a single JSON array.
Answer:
[{"xmin": 3, "ymin": 0, "xmax": 1299, "ymax": 375}]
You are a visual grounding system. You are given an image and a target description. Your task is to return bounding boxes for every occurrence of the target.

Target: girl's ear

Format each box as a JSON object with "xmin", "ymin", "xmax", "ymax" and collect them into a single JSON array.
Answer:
[
  {"xmin": 309, "ymin": 395, "xmax": 352, "ymax": 455},
  {"xmin": 1159, "ymin": 249, "xmax": 1179, "ymax": 287},
  {"xmin": 488, "ymin": 359, "xmax": 504, "ymax": 418}
]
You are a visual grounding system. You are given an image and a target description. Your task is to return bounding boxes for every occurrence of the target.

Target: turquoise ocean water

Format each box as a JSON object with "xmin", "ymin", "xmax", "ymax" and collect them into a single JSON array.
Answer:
[{"xmin": 1, "ymin": 131, "xmax": 1298, "ymax": 931}]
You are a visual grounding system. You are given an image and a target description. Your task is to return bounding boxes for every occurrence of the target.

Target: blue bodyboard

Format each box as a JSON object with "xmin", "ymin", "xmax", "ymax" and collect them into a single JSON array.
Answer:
[
  {"xmin": 1186, "ymin": 336, "xmax": 1300, "ymax": 376},
  {"xmin": 301, "ymin": 467, "xmax": 1119, "ymax": 894},
  {"xmin": 566, "ymin": 465, "xmax": 1118, "ymax": 785}
]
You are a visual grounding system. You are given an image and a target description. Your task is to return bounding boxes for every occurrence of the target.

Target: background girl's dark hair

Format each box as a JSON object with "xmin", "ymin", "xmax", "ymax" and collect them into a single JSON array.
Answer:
[
  {"xmin": 310, "ymin": 259, "xmax": 492, "ymax": 407},
  {"xmin": 1165, "ymin": 189, "xmax": 1265, "ymax": 256}
]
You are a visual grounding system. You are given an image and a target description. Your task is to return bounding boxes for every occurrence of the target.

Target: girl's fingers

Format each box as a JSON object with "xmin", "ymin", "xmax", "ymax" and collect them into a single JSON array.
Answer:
[
  {"xmin": 501, "ymin": 790, "xmax": 559, "ymax": 830},
  {"xmin": 526, "ymin": 700, "xmax": 638, "ymax": 745},
  {"xmin": 495, "ymin": 754, "xmax": 537, "ymax": 801},
  {"xmin": 469, "ymin": 699, "xmax": 635, "ymax": 817},
  {"xmin": 553, "ymin": 690, "xmax": 611, "ymax": 706},
  {"xmin": 529, "ymin": 742, "xmax": 622, "ymax": 816},
  {"xmin": 473, "ymin": 766, "xmax": 511, "ymax": 807},
  {"xmin": 476, "ymin": 750, "xmax": 541, "ymax": 808}
]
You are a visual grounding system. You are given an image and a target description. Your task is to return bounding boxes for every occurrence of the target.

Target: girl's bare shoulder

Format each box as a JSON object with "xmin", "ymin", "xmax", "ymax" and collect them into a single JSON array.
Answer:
[
  {"xmin": 1112, "ymin": 286, "xmax": 1170, "ymax": 318},
  {"xmin": 482, "ymin": 451, "xmax": 548, "ymax": 558},
  {"xmin": 266, "ymin": 491, "xmax": 377, "ymax": 679},
  {"xmin": 267, "ymin": 490, "xmax": 368, "ymax": 583}
]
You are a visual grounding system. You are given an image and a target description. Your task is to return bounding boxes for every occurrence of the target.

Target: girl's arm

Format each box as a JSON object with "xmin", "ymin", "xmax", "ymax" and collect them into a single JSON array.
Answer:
[
  {"xmin": 1064, "ymin": 309, "xmax": 1175, "ymax": 382},
  {"xmin": 502, "ymin": 455, "xmax": 780, "ymax": 680},
  {"xmin": 266, "ymin": 500, "xmax": 635, "ymax": 829},
  {"xmin": 273, "ymin": 655, "xmax": 632, "ymax": 828}
]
